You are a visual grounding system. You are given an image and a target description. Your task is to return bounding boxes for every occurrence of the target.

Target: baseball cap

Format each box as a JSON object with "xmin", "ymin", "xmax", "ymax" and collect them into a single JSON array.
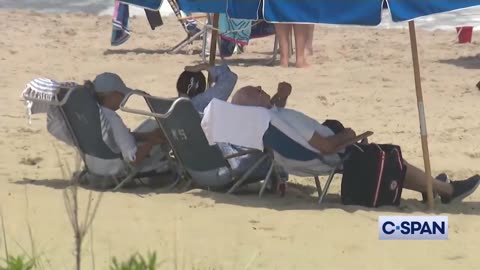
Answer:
[{"xmin": 92, "ymin": 72, "xmax": 133, "ymax": 95}]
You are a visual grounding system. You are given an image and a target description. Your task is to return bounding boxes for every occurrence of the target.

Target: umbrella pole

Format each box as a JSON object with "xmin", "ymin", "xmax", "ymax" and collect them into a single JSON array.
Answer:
[
  {"xmin": 208, "ymin": 13, "xmax": 220, "ymax": 86},
  {"xmin": 408, "ymin": 20, "xmax": 434, "ymax": 210}
]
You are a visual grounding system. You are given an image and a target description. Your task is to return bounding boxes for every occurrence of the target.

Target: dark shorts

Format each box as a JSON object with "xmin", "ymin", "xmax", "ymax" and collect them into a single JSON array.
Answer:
[
  {"xmin": 322, "ymin": 119, "xmax": 351, "ymax": 158},
  {"xmin": 322, "ymin": 119, "xmax": 345, "ymax": 134}
]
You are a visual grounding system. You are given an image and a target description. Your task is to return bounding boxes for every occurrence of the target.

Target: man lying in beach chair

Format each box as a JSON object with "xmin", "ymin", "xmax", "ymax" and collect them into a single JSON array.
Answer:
[
  {"xmin": 202, "ymin": 97, "xmax": 354, "ymax": 202},
  {"xmin": 226, "ymin": 84, "xmax": 480, "ymax": 205}
]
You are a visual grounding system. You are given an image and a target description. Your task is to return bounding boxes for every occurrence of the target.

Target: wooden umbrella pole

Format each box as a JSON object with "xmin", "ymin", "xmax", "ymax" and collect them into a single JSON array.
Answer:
[
  {"xmin": 408, "ymin": 20, "xmax": 434, "ymax": 210},
  {"xmin": 208, "ymin": 13, "xmax": 220, "ymax": 86}
]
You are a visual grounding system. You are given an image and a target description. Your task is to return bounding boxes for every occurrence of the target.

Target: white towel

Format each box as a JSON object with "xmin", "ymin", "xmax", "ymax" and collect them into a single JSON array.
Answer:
[{"xmin": 201, "ymin": 99, "xmax": 271, "ymax": 150}]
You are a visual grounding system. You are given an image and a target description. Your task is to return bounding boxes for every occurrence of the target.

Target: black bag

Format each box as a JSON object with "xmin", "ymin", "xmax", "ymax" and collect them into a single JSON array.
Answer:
[{"xmin": 341, "ymin": 144, "xmax": 407, "ymax": 207}]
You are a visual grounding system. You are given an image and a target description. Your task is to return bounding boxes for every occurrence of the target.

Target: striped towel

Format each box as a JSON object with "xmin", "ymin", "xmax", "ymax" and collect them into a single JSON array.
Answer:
[
  {"xmin": 111, "ymin": 1, "xmax": 131, "ymax": 46},
  {"xmin": 21, "ymin": 78, "xmax": 75, "ymax": 124},
  {"xmin": 219, "ymin": 13, "xmax": 251, "ymax": 46}
]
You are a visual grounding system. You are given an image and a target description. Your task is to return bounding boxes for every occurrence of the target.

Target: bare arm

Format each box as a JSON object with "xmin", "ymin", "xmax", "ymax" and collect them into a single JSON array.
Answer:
[
  {"xmin": 132, "ymin": 128, "xmax": 165, "ymax": 143},
  {"xmin": 308, "ymin": 129, "xmax": 357, "ymax": 155},
  {"xmin": 130, "ymin": 129, "xmax": 166, "ymax": 166},
  {"xmin": 131, "ymin": 141, "xmax": 155, "ymax": 166},
  {"xmin": 271, "ymin": 82, "xmax": 292, "ymax": 108},
  {"xmin": 189, "ymin": 64, "xmax": 238, "ymax": 112},
  {"xmin": 270, "ymin": 93, "xmax": 288, "ymax": 108}
]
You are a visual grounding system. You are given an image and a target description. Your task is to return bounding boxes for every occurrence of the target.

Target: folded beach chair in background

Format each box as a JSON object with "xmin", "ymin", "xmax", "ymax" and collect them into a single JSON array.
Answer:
[
  {"xmin": 23, "ymin": 85, "xmax": 172, "ymax": 191},
  {"xmin": 201, "ymin": 99, "xmax": 371, "ymax": 204},
  {"xmin": 120, "ymin": 93, "xmax": 277, "ymax": 192},
  {"xmin": 167, "ymin": 0, "xmax": 211, "ymax": 61}
]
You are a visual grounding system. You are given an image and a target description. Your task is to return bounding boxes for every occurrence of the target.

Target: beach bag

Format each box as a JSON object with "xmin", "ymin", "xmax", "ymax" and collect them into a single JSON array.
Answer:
[{"xmin": 341, "ymin": 144, "xmax": 406, "ymax": 207}]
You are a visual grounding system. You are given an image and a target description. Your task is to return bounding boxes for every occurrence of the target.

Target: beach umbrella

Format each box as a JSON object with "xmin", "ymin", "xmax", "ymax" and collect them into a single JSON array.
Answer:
[{"xmin": 178, "ymin": 0, "xmax": 480, "ymax": 209}]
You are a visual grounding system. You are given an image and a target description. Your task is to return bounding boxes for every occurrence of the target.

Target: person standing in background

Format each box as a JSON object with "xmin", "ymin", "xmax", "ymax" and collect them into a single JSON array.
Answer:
[
  {"xmin": 306, "ymin": 24, "xmax": 315, "ymax": 56},
  {"xmin": 274, "ymin": 23, "xmax": 313, "ymax": 68}
]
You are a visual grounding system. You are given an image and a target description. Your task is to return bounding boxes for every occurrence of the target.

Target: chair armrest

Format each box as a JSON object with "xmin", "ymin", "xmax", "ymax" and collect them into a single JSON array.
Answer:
[
  {"xmin": 335, "ymin": 131, "xmax": 373, "ymax": 152},
  {"xmin": 177, "ymin": 15, "xmax": 208, "ymax": 21},
  {"xmin": 119, "ymin": 90, "xmax": 164, "ymax": 118}
]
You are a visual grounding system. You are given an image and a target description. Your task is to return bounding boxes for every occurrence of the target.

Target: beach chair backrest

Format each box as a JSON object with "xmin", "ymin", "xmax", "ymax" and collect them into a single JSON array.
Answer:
[
  {"xmin": 147, "ymin": 97, "xmax": 228, "ymax": 172},
  {"xmin": 145, "ymin": 97, "xmax": 175, "ymax": 115},
  {"xmin": 60, "ymin": 86, "xmax": 121, "ymax": 160}
]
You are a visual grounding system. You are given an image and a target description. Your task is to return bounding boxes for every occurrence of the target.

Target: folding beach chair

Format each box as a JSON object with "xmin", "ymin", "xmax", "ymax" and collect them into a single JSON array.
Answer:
[
  {"xmin": 120, "ymin": 92, "xmax": 279, "ymax": 192},
  {"xmin": 167, "ymin": 0, "xmax": 211, "ymax": 62},
  {"xmin": 201, "ymin": 99, "xmax": 372, "ymax": 204},
  {"xmin": 23, "ymin": 86, "xmax": 171, "ymax": 191}
]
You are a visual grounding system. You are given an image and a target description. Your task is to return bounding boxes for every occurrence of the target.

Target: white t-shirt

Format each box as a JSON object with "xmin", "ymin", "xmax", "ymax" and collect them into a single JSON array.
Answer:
[
  {"xmin": 272, "ymin": 107, "xmax": 334, "ymax": 141},
  {"xmin": 269, "ymin": 107, "xmax": 341, "ymax": 176}
]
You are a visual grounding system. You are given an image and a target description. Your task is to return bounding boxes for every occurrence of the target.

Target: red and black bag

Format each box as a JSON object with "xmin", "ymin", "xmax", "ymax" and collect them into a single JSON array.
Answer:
[{"xmin": 341, "ymin": 144, "xmax": 407, "ymax": 207}]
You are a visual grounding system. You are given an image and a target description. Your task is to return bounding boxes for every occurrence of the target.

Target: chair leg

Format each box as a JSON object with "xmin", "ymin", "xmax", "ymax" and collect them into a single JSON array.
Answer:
[
  {"xmin": 166, "ymin": 173, "xmax": 182, "ymax": 191},
  {"xmin": 314, "ymin": 176, "xmax": 322, "ymax": 198},
  {"xmin": 201, "ymin": 15, "xmax": 211, "ymax": 63},
  {"xmin": 113, "ymin": 173, "xmax": 136, "ymax": 192},
  {"xmin": 227, "ymin": 154, "xmax": 269, "ymax": 194},
  {"xmin": 267, "ymin": 35, "xmax": 279, "ymax": 66},
  {"xmin": 259, "ymin": 162, "xmax": 275, "ymax": 198},
  {"xmin": 271, "ymin": 166, "xmax": 281, "ymax": 193},
  {"xmin": 180, "ymin": 178, "xmax": 193, "ymax": 192},
  {"xmin": 288, "ymin": 31, "xmax": 294, "ymax": 57},
  {"xmin": 318, "ymin": 170, "xmax": 336, "ymax": 204},
  {"xmin": 170, "ymin": 28, "xmax": 205, "ymax": 54},
  {"xmin": 201, "ymin": 25, "xmax": 209, "ymax": 63}
]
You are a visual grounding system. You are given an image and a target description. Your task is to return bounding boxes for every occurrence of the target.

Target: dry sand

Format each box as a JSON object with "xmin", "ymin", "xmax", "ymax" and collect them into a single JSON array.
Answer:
[{"xmin": 0, "ymin": 11, "xmax": 479, "ymax": 269}]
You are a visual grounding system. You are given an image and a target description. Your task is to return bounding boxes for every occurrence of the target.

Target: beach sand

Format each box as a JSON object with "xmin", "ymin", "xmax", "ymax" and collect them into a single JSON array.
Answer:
[{"xmin": 0, "ymin": 11, "xmax": 479, "ymax": 269}]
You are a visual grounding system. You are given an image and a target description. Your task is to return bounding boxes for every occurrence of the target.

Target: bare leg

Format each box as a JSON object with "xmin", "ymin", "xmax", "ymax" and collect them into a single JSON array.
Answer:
[
  {"xmin": 306, "ymin": 24, "xmax": 314, "ymax": 56},
  {"xmin": 292, "ymin": 24, "xmax": 310, "ymax": 68},
  {"xmin": 403, "ymin": 162, "xmax": 453, "ymax": 197},
  {"xmin": 274, "ymin": 24, "xmax": 292, "ymax": 67}
]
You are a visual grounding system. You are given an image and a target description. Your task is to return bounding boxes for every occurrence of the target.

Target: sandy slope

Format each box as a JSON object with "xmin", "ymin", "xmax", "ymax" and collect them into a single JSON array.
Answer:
[{"xmin": 0, "ymin": 11, "xmax": 479, "ymax": 269}]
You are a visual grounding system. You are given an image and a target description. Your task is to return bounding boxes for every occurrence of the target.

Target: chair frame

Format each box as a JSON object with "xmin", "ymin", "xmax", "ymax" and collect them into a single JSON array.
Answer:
[
  {"xmin": 166, "ymin": 0, "xmax": 291, "ymax": 65},
  {"xmin": 23, "ymin": 87, "xmax": 171, "ymax": 191},
  {"xmin": 120, "ymin": 91, "xmax": 279, "ymax": 194}
]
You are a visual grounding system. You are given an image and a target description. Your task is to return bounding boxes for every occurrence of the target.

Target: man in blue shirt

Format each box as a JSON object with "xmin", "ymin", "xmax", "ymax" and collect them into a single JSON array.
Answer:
[{"xmin": 176, "ymin": 63, "xmax": 238, "ymax": 113}]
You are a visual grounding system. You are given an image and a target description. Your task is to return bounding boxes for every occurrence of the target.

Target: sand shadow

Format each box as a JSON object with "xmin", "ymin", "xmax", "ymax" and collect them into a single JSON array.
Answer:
[
  {"xmin": 103, "ymin": 48, "xmax": 203, "ymax": 56},
  {"xmin": 15, "ymin": 178, "xmax": 480, "ymax": 215},
  {"xmin": 15, "ymin": 172, "xmax": 180, "ymax": 196},
  {"xmin": 17, "ymin": 178, "xmax": 72, "ymax": 190},
  {"xmin": 438, "ymin": 54, "xmax": 480, "ymax": 69},
  {"xmin": 220, "ymin": 57, "xmax": 277, "ymax": 67},
  {"xmin": 191, "ymin": 183, "xmax": 480, "ymax": 215}
]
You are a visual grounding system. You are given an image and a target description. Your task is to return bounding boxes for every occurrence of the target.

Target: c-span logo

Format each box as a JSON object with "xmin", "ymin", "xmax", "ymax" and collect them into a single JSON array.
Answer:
[{"xmin": 379, "ymin": 216, "xmax": 448, "ymax": 240}]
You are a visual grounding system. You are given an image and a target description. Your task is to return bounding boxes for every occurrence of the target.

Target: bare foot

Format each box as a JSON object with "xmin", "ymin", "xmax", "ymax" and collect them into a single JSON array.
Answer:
[
  {"xmin": 295, "ymin": 61, "xmax": 310, "ymax": 68},
  {"xmin": 279, "ymin": 58, "xmax": 289, "ymax": 68},
  {"xmin": 280, "ymin": 57, "xmax": 290, "ymax": 67}
]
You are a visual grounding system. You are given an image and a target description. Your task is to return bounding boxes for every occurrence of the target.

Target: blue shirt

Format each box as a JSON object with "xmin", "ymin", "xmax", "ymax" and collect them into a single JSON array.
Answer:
[{"xmin": 191, "ymin": 64, "xmax": 238, "ymax": 113}]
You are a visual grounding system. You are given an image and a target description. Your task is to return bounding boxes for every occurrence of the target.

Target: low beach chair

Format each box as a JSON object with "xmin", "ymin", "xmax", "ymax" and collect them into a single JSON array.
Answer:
[
  {"xmin": 23, "ymin": 86, "xmax": 171, "ymax": 191},
  {"xmin": 120, "ymin": 93, "xmax": 278, "ymax": 192},
  {"xmin": 201, "ymin": 99, "xmax": 372, "ymax": 204}
]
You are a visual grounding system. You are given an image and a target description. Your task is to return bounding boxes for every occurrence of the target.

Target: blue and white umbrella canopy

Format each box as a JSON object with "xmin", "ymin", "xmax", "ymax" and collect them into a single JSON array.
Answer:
[{"xmin": 177, "ymin": 0, "xmax": 480, "ymax": 25}]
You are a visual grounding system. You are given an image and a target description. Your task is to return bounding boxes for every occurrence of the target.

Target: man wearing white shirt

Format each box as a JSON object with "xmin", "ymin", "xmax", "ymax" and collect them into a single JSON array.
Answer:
[{"xmin": 231, "ymin": 83, "xmax": 480, "ymax": 204}]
